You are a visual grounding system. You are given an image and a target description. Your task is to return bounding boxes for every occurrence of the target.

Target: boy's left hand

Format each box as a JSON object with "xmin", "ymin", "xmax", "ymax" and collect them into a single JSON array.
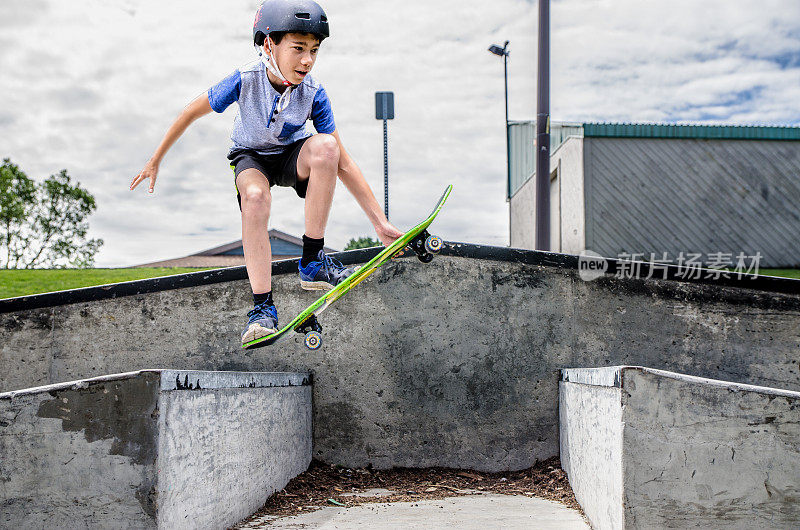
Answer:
[{"xmin": 376, "ymin": 221, "xmax": 404, "ymax": 247}]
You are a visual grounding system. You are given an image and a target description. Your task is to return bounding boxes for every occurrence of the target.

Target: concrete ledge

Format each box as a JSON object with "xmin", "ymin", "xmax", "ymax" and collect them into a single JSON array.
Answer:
[
  {"xmin": 2, "ymin": 242, "xmax": 798, "ymax": 313},
  {"xmin": 157, "ymin": 369, "xmax": 310, "ymax": 390},
  {"xmin": 561, "ymin": 365, "xmax": 800, "ymax": 399},
  {"xmin": 560, "ymin": 366, "xmax": 800, "ymax": 529},
  {"xmin": 1, "ymin": 370, "xmax": 312, "ymax": 529},
  {"xmin": 0, "ymin": 369, "xmax": 311, "ymax": 398}
]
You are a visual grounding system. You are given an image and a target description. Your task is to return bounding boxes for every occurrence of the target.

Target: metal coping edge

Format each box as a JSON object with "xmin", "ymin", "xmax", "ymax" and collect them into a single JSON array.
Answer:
[
  {"xmin": 1, "ymin": 243, "xmax": 798, "ymax": 313},
  {"xmin": 158, "ymin": 370, "xmax": 311, "ymax": 391},
  {"xmin": 560, "ymin": 366, "xmax": 800, "ymax": 399},
  {"xmin": 0, "ymin": 369, "xmax": 312, "ymax": 399}
]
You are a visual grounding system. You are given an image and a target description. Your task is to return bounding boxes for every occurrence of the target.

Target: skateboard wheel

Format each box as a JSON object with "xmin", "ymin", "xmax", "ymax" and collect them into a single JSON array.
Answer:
[
  {"xmin": 304, "ymin": 331, "xmax": 322, "ymax": 350},
  {"xmin": 418, "ymin": 252, "xmax": 434, "ymax": 263},
  {"xmin": 425, "ymin": 235, "xmax": 443, "ymax": 254}
]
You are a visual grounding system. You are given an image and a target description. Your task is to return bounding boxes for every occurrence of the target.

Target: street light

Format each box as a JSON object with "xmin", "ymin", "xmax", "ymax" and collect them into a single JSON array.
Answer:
[{"xmin": 488, "ymin": 41, "xmax": 510, "ymax": 202}]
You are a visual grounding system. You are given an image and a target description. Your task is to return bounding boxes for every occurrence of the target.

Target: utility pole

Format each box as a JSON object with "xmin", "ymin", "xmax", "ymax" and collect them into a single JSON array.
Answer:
[{"xmin": 535, "ymin": 0, "xmax": 551, "ymax": 251}]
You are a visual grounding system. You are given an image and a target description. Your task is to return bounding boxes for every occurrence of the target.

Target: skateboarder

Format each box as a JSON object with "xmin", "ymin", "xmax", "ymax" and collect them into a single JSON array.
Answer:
[{"xmin": 130, "ymin": 0, "xmax": 403, "ymax": 347}]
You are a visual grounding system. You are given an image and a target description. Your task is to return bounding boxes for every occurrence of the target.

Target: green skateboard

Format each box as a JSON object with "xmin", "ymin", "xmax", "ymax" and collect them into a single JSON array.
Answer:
[{"xmin": 243, "ymin": 184, "xmax": 453, "ymax": 350}]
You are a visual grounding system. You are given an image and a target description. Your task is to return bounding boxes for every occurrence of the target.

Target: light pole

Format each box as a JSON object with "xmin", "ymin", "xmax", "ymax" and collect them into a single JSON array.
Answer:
[
  {"xmin": 536, "ymin": 0, "xmax": 550, "ymax": 251},
  {"xmin": 488, "ymin": 41, "xmax": 510, "ymax": 201}
]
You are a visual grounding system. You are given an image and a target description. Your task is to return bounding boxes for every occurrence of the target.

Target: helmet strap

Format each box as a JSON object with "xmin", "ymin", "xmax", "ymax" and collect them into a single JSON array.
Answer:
[{"xmin": 257, "ymin": 37, "xmax": 294, "ymax": 113}]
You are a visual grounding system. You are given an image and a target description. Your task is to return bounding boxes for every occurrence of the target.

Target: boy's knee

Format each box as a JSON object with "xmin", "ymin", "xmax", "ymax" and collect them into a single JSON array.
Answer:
[
  {"xmin": 309, "ymin": 134, "xmax": 339, "ymax": 163},
  {"xmin": 240, "ymin": 185, "xmax": 271, "ymax": 211}
]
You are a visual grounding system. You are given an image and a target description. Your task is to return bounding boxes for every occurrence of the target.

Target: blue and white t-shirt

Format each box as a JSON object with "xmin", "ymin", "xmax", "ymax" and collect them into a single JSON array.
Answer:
[{"xmin": 208, "ymin": 59, "xmax": 336, "ymax": 155}]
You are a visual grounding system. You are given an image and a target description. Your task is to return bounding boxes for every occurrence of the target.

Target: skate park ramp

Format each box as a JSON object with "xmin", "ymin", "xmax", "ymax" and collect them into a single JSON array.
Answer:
[
  {"xmin": 1, "ymin": 242, "xmax": 800, "ymax": 527},
  {"xmin": 0, "ymin": 369, "xmax": 311, "ymax": 529},
  {"xmin": 560, "ymin": 366, "xmax": 800, "ymax": 529}
]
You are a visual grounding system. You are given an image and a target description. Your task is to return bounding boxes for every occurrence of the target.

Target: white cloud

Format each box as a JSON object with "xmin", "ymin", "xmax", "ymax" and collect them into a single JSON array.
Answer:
[{"xmin": 1, "ymin": 0, "xmax": 798, "ymax": 267}]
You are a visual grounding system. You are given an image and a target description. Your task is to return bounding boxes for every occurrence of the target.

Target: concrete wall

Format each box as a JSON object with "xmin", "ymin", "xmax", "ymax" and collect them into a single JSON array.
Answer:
[
  {"xmin": 559, "ymin": 382, "xmax": 623, "ymax": 529},
  {"xmin": 0, "ymin": 372, "xmax": 162, "ymax": 528},
  {"xmin": 2, "ymin": 246, "xmax": 800, "ymax": 472},
  {"xmin": 560, "ymin": 366, "xmax": 800, "ymax": 529},
  {"xmin": 0, "ymin": 370, "xmax": 311, "ymax": 529},
  {"xmin": 509, "ymin": 137, "xmax": 584, "ymax": 252},
  {"xmin": 557, "ymin": 138, "xmax": 586, "ymax": 255},
  {"xmin": 510, "ymin": 171, "xmax": 537, "ymax": 250}
]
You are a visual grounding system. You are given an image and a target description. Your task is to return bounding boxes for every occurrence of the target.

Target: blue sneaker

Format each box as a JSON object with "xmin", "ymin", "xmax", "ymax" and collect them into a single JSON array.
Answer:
[
  {"xmin": 298, "ymin": 250, "xmax": 356, "ymax": 291},
  {"xmin": 241, "ymin": 301, "xmax": 278, "ymax": 345}
]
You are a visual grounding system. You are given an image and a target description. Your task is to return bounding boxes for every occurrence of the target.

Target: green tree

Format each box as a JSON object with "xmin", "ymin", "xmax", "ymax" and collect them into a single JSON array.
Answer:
[
  {"xmin": 0, "ymin": 158, "xmax": 103, "ymax": 268},
  {"xmin": 344, "ymin": 236, "xmax": 381, "ymax": 250}
]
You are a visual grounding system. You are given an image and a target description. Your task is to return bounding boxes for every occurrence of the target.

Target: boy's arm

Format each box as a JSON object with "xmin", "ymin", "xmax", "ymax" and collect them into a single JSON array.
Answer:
[
  {"xmin": 130, "ymin": 94, "xmax": 213, "ymax": 193},
  {"xmin": 330, "ymin": 130, "xmax": 404, "ymax": 247}
]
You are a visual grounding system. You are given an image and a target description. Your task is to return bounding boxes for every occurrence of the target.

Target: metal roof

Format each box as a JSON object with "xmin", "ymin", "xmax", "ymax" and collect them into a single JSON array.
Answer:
[{"xmin": 583, "ymin": 123, "xmax": 800, "ymax": 141}]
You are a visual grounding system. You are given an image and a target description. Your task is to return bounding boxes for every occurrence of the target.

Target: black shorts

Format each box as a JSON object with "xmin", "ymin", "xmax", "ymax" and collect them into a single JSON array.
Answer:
[{"xmin": 228, "ymin": 137, "xmax": 311, "ymax": 209}]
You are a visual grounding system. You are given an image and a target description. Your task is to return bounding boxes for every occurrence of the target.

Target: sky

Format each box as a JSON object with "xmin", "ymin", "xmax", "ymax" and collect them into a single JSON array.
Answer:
[{"xmin": 1, "ymin": 0, "xmax": 799, "ymax": 267}]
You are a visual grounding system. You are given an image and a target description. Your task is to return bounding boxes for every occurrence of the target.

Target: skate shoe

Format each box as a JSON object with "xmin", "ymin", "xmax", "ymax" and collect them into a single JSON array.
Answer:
[
  {"xmin": 299, "ymin": 250, "xmax": 355, "ymax": 291},
  {"xmin": 241, "ymin": 301, "xmax": 278, "ymax": 345}
]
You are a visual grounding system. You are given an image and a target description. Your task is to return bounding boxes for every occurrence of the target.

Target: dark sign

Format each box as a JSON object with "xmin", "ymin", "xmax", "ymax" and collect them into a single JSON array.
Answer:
[{"xmin": 375, "ymin": 92, "xmax": 395, "ymax": 120}]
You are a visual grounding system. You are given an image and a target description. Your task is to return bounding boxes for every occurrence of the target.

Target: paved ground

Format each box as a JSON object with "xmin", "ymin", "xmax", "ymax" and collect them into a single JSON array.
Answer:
[{"xmin": 236, "ymin": 494, "xmax": 589, "ymax": 529}]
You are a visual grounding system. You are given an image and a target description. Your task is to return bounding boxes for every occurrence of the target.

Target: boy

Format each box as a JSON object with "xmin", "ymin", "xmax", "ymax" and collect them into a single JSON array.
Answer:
[{"xmin": 130, "ymin": 0, "xmax": 402, "ymax": 347}]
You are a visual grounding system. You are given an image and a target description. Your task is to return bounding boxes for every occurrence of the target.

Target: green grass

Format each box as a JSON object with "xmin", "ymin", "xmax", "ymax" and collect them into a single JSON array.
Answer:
[
  {"xmin": 0, "ymin": 268, "xmax": 219, "ymax": 299},
  {"xmin": 758, "ymin": 269, "xmax": 800, "ymax": 280}
]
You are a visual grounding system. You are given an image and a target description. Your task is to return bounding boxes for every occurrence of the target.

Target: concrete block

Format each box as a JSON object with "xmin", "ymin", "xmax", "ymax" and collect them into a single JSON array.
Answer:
[
  {"xmin": 0, "ymin": 370, "xmax": 312, "ymax": 529},
  {"xmin": 560, "ymin": 366, "xmax": 800, "ymax": 529}
]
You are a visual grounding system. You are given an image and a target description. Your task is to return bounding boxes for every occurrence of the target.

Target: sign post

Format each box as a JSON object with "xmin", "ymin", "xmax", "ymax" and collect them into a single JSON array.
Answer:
[{"xmin": 375, "ymin": 91, "xmax": 395, "ymax": 220}]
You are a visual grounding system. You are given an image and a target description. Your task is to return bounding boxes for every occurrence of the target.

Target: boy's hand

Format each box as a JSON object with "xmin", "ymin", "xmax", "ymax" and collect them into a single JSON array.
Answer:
[
  {"xmin": 130, "ymin": 159, "xmax": 159, "ymax": 193},
  {"xmin": 375, "ymin": 221, "xmax": 404, "ymax": 247},
  {"xmin": 129, "ymin": 93, "xmax": 213, "ymax": 194}
]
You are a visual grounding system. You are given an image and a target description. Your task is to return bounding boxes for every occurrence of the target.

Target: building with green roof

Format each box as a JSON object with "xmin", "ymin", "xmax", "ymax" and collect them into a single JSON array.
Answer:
[{"xmin": 508, "ymin": 122, "xmax": 800, "ymax": 268}]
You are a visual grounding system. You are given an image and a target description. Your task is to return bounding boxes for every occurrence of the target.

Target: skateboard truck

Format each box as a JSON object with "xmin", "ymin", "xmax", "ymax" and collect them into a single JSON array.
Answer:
[
  {"xmin": 409, "ymin": 230, "xmax": 443, "ymax": 263},
  {"xmin": 295, "ymin": 314, "xmax": 323, "ymax": 350}
]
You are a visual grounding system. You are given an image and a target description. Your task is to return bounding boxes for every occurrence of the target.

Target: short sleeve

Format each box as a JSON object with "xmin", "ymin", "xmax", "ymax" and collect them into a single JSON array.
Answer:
[
  {"xmin": 310, "ymin": 86, "xmax": 336, "ymax": 134},
  {"xmin": 207, "ymin": 70, "xmax": 241, "ymax": 113}
]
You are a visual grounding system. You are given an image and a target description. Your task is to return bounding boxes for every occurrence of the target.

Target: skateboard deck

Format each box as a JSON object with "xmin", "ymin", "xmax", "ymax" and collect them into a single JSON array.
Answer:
[{"xmin": 243, "ymin": 184, "xmax": 453, "ymax": 350}]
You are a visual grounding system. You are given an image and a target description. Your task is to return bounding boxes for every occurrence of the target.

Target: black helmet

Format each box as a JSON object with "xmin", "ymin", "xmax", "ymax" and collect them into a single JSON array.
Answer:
[{"xmin": 253, "ymin": 0, "xmax": 330, "ymax": 46}]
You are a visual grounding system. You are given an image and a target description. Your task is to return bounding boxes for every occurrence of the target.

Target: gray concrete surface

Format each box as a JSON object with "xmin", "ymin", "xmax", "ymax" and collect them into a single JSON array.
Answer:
[
  {"xmin": 559, "ymin": 381, "xmax": 623, "ymax": 529},
  {"xmin": 2, "ymin": 248, "xmax": 800, "ymax": 472},
  {"xmin": 0, "ymin": 369, "xmax": 311, "ymax": 529},
  {"xmin": 236, "ymin": 494, "xmax": 589, "ymax": 529},
  {"xmin": 0, "ymin": 370, "xmax": 162, "ymax": 528},
  {"xmin": 560, "ymin": 366, "xmax": 800, "ymax": 529}
]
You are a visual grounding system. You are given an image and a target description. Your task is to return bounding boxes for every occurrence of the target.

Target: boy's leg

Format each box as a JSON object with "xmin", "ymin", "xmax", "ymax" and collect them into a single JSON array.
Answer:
[
  {"xmin": 294, "ymin": 134, "xmax": 356, "ymax": 290},
  {"xmin": 296, "ymin": 133, "xmax": 339, "ymax": 239},
  {"xmin": 236, "ymin": 168, "xmax": 273, "ymax": 294},
  {"xmin": 236, "ymin": 167, "xmax": 279, "ymax": 344}
]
